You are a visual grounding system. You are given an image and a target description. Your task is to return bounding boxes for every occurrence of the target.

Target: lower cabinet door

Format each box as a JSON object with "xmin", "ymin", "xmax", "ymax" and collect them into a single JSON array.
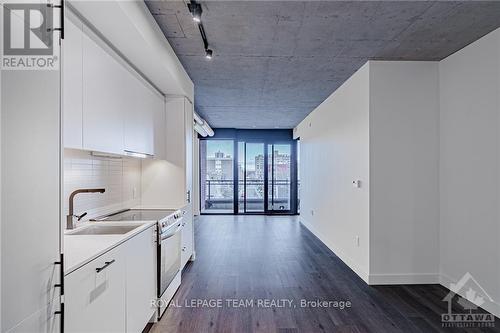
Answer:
[
  {"xmin": 65, "ymin": 246, "xmax": 126, "ymax": 333},
  {"xmin": 126, "ymin": 226, "xmax": 157, "ymax": 332},
  {"xmin": 181, "ymin": 208, "xmax": 194, "ymax": 269}
]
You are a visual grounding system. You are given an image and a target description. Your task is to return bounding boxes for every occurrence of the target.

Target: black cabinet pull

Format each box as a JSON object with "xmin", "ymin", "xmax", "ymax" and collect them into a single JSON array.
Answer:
[
  {"xmin": 54, "ymin": 253, "xmax": 65, "ymax": 333},
  {"xmin": 96, "ymin": 259, "xmax": 115, "ymax": 273},
  {"xmin": 48, "ymin": 0, "xmax": 64, "ymax": 39}
]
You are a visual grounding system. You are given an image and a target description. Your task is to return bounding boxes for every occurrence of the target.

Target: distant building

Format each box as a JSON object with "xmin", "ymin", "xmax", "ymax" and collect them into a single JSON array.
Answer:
[
  {"xmin": 255, "ymin": 155, "xmax": 264, "ymax": 179},
  {"xmin": 255, "ymin": 151, "xmax": 290, "ymax": 181},
  {"xmin": 207, "ymin": 151, "xmax": 233, "ymax": 180},
  {"xmin": 205, "ymin": 151, "xmax": 233, "ymax": 204}
]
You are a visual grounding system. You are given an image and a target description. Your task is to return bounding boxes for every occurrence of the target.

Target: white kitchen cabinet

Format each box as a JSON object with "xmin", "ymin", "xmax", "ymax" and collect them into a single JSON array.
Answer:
[
  {"xmin": 181, "ymin": 99, "xmax": 195, "ymax": 268},
  {"xmin": 63, "ymin": 13, "xmax": 84, "ymax": 149},
  {"xmin": 1, "ymin": 3, "xmax": 62, "ymax": 331},
  {"xmin": 181, "ymin": 205, "xmax": 194, "ymax": 268},
  {"xmin": 66, "ymin": 245, "xmax": 127, "ymax": 333},
  {"xmin": 165, "ymin": 97, "xmax": 188, "ymax": 170},
  {"xmin": 123, "ymin": 76, "xmax": 156, "ymax": 156},
  {"xmin": 125, "ymin": 226, "xmax": 157, "ymax": 332},
  {"xmin": 142, "ymin": 97, "xmax": 194, "ymax": 206},
  {"xmin": 82, "ymin": 28, "xmax": 127, "ymax": 155},
  {"xmin": 65, "ymin": 226, "xmax": 156, "ymax": 332},
  {"xmin": 64, "ymin": 10, "xmax": 165, "ymax": 158},
  {"xmin": 153, "ymin": 95, "xmax": 167, "ymax": 160},
  {"xmin": 184, "ymin": 99, "xmax": 194, "ymax": 207}
]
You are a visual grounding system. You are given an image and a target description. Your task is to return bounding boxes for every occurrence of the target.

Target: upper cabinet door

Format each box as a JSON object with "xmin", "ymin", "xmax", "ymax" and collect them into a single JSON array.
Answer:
[
  {"xmin": 82, "ymin": 30, "xmax": 125, "ymax": 155},
  {"xmin": 124, "ymin": 76, "xmax": 155, "ymax": 156},
  {"xmin": 153, "ymin": 94, "xmax": 167, "ymax": 160},
  {"xmin": 63, "ymin": 15, "xmax": 83, "ymax": 149},
  {"xmin": 165, "ymin": 97, "xmax": 187, "ymax": 168}
]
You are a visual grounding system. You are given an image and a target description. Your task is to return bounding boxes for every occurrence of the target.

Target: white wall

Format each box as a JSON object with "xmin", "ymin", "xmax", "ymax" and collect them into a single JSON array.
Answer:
[
  {"xmin": 296, "ymin": 29, "xmax": 500, "ymax": 317},
  {"xmin": 296, "ymin": 63, "xmax": 371, "ymax": 281},
  {"xmin": 63, "ymin": 149, "xmax": 141, "ymax": 224},
  {"xmin": 296, "ymin": 61, "xmax": 440, "ymax": 284},
  {"xmin": 369, "ymin": 61, "xmax": 440, "ymax": 284},
  {"xmin": 439, "ymin": 28, "xmax": 500, "ymax": 316}
]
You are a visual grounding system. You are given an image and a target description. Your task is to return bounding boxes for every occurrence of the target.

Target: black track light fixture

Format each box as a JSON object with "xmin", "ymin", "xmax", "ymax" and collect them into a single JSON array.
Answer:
[
  {"xmin": 188, "ymin": 2, "xmax": 202, "ymax": 23},
  {"xmin": 205, "ymin": 49, "xmax": 213, "ymax": 60},
  {"xmin": 188, "ymin": 1, "xmax": 214, "ymax": 61}
]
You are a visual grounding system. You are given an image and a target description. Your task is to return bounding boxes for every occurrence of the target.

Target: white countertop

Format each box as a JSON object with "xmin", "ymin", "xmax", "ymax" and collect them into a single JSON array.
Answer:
[{"xmin": 64, "ymin": 221, "xmax": 157, "ymax": 275}]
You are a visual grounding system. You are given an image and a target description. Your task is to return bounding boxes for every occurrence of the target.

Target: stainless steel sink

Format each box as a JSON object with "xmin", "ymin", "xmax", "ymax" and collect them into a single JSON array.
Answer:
[{"xmin": 68, "ymin": 225, "xmax": 138, "ymax": 235}]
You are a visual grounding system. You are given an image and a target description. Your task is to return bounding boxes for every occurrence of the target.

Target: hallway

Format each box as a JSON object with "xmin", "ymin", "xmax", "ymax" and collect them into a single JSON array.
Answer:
[{"xmin": 151, "ymin": 215, "xmax": 499, "ymax": 333}]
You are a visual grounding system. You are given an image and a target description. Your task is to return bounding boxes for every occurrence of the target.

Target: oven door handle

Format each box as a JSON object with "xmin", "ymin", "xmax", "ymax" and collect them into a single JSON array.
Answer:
[{"xmin": 160, "ymin": 222, "xmax": 183, "ymax": 241}]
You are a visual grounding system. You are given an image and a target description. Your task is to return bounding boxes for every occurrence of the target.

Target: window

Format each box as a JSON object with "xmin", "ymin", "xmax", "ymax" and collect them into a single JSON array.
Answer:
[{"xmin": 200, "ymin": 140, "xmax": 234, "ymax": 213}]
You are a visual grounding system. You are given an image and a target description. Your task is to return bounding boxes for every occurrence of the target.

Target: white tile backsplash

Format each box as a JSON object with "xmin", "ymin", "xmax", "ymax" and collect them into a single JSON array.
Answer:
[{"xmin": 63, "ymin": 149, "xmax": 141, "ymax": 224}]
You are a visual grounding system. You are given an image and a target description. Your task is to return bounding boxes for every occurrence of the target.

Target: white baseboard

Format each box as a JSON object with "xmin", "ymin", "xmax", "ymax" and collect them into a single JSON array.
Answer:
[
  {"xmin": 299, "ymin": 217, "xmax": 369, "ymax": 283},
  {"xmin": 368, "ymin": 273, "xmax": 440, "ymax": 285},
  {"xmin": 299, "ymin": 218, "xmax": 500, "ymax": 320}
]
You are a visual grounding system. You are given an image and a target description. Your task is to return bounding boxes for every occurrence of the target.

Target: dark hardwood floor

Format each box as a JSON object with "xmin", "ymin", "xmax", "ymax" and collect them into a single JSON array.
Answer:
[{"xmin": 151, "ymin": 215, "xmax": 500, "ymax": 333}]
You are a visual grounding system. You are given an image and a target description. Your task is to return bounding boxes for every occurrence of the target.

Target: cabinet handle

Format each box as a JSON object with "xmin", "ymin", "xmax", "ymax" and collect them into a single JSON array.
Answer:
[
  {"xmin": 96, "ymin": 259, "xmax": 115, "ymax": 273},
  {"xmin": 54, "ymin": 253, "xmax": 65, "ymax": 333},
  {"xmin": 49, "ymin": 0, "xmax": 65, "ymax": 40}
]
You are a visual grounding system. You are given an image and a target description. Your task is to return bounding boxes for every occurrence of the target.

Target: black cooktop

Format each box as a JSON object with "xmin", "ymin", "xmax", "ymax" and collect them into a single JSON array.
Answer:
[{"xmin": 93, "ymin": 209, "xmax": 177, "ymax": 222}]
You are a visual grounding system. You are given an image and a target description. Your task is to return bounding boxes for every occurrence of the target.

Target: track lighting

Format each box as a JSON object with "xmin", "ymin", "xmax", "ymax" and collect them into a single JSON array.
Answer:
[
  {"xmin": 188, "ymin": 1, "xmax": 214, "ymax": 61},
  {"xmin": 205, "ymin": 49, "xmax": 213, "ymax": 60},
  {"xmin": 188, "ymin": 2, "xmax": 202, "ymax": 23}
]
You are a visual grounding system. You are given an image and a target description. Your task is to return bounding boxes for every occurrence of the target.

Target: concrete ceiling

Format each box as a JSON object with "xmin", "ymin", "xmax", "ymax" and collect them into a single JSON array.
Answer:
[{"xmin": 145, "ymin": 1, "xmax": 500, "ymax": 129}]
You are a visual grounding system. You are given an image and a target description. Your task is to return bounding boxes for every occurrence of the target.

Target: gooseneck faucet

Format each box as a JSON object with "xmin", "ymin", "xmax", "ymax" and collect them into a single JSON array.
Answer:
[{"xmin": 66, "ymin": 188, "xmax": 106, "ymax": 229}]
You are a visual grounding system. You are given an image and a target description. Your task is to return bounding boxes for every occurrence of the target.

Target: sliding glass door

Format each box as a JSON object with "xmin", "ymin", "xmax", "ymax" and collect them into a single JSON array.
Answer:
[
  {"xmin": 200, "ymin": 133, "xmax": 297, "ymax": 215},
  {"xmin": 239, "ymin": 142, "xmax": 265, "ymax": 213},
  {"xmin": 200, "ymin": 140, "xmax": 234, "ymax": 213},
  {"xmin": 267, "ymin": 144, "xmax": 292, "ymax": 213}
]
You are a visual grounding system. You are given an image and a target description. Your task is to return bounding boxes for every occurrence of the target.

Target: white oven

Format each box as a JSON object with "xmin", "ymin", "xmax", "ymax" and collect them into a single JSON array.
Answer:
[
  {"xmin": 157, "ymin": 211, "xmax": 184, "ymax": 318},
  {"xmin": 159, "ymin": 219, "xmax": 182, "ymax": 296}
]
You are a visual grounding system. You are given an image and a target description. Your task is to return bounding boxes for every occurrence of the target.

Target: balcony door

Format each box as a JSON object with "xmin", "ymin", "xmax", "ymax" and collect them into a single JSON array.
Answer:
[
  {"xmin": 200, "ymin": 134, "xmax": 297, "ymax": 215},
  {"xmin": 267, "ymin": 144, "xmax": 293, "ymax": 214},
  {"xmin": 200, "ymin": 140, "xmax": 235, "ymax": 214},
  {"xmin": 238, "ymin": 142, "xmax": 265, "ymax": 213}
]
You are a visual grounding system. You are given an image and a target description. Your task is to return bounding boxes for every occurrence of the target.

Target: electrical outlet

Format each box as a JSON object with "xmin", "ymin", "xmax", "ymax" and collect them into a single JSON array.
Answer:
[{"xmin": 356, "ymin": 236, "xmax": 360, "ymax": 247}]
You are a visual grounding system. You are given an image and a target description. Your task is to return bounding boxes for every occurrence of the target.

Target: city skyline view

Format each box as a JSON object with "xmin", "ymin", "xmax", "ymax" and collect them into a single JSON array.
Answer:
[{"xmin": 200, "ymin": 140, "xmax": 293, "ymax": 213}]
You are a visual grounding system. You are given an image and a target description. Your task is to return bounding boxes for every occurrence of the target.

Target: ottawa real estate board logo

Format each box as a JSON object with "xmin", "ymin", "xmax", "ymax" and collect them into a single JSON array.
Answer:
[
  {"xmin": 442, "ymin": 272, "xmax": 496, "ymax": 328},
  {"xmin": 2, "ymin": 2, "xmax": 58, "ymax": 70}
]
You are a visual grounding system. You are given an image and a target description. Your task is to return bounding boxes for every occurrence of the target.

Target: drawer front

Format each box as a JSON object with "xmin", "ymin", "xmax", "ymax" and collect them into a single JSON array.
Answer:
[{"xmin": 66, "ymin": 245, "xmax": 126, "ymax": 333}]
